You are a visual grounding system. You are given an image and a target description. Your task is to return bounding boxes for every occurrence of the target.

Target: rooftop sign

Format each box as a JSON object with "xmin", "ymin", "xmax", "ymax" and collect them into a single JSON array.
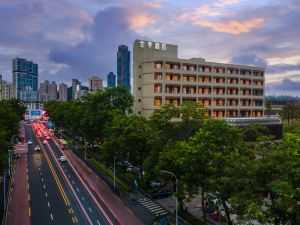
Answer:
[{"xmin": 138, "ymin": 40, "xmax": 167, "ymax": 51}]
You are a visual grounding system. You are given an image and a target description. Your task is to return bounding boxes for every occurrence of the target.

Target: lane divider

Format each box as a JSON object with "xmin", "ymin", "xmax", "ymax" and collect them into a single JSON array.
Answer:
[
  {"xmin": 51, "ymin": 138, "xmax": 119, "ymax": 225},
  {"xmin": 44, "ymin": 141, "xmax": 93, "ymax": 225},
  {"xmin": 36, "ymin": 137, "xmax": 70, "ymax": 206}
]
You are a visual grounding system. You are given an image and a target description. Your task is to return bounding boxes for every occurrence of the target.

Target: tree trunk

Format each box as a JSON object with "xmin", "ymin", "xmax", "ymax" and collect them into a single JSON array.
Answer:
[
  {"xmin": 201, "ymin": 190, "xmax": 207, "ymax": 225},
  {"xmin": 222, "ymin": 198, "xmax": 233, "ymax": 225}
]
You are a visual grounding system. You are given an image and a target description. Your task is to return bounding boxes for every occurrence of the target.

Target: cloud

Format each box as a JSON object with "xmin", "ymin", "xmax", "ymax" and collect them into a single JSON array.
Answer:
[
  {"xmin": 48, "ymin": 6, "xmax": 140, "ymax": 81},
  {"xmin": 194, "ymin": 18, "xmax": 265, "ymax": 34},
  {"xmin": 266, "ymin": 79, "xmax": 300, "ymax": 96},
  {"xmin": 231, "ymin": 54, "xmax": 267, "ymax": 68},
  {"xmin": 128, "ymin": 13, "xmax": 157, "ymax": 29}
]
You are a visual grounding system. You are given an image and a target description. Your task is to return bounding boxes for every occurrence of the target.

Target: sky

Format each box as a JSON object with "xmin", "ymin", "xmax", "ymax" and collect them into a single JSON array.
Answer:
[{"xmin": 1, "ymin": 0, "xmax": 300, "ymax": 95}]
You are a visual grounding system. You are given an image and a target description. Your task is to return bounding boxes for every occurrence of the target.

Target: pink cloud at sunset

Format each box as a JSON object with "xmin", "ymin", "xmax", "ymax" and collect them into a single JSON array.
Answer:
[{"xmin": 194, "ymin": 18, "xmax": 265, "ymax": 34}]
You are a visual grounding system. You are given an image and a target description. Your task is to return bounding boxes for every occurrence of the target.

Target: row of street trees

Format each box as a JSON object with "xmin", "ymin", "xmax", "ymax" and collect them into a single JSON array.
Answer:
[
  {"xmin": 0, "ymin": 99, "xmax": 26, "ymax": 174},
  {"xmin": 45, "ymin": 88, "xmax": 300, "ymax": 225}
]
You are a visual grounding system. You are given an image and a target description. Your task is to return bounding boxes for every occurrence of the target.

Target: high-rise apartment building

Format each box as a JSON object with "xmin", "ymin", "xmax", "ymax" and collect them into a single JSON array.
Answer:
[
  {"xmin": 59, "ymin": 83, "xmax": 67, "ymax": 101},
  {"xmin": 107, "ymin": 72, "xmax": 116, "ymax": 88},
  {"xmin": 89, "ymin": 76, "xmax": 103, "ymax": 92},
  {"xmin": 39, "ymin": 80, "xmax": 57, "ymax": 101},
  {"xmin": 0, "ymin": 75, "xmax": 16, "ymax": 100},
  {"xmin": 72, "ymin": 79, "xmax": 81, "ymax": 100},
  {"xmin": 39, "ymin": 80, "xmax": 50, "ymax": 102},
  {"xmin": 49, "ymin": 81, "xmax": 57, "ymax": 100},
  {"xmin": 117, "ymin": 45, "xmax": 130, "ymax": 91},
  {"xmin": 133, "ymin": 40, "xmax": 265, "ymax": 118},
  {"xmin": 12, "ymin": 58, "xmax": 38, "ymax": 102}
]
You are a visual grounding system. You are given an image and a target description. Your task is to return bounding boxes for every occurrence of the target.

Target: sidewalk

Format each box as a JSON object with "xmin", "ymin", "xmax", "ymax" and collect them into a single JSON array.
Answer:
[
  {"xmin": 62, "ymin": 147, "xmax": 146, "ymax": 225},
  {"xmin": 6, "ymin": 154, "xmax": 30, "ymax": 225},
  {"xmin": 157, "ymin": 197, "xmax": 223, "ymax": 225}
]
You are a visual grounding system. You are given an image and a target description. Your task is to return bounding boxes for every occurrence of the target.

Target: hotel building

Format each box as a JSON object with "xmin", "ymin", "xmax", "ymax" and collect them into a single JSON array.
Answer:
[{"xmin": 133, "ymin": 40, "xmax": 265, "ymax": 118}]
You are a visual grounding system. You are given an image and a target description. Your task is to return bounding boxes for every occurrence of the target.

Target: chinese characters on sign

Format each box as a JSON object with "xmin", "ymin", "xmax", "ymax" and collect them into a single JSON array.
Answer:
[{"xmin": 139, "ymin": 40, "xmax": 167, "ymax": 51}]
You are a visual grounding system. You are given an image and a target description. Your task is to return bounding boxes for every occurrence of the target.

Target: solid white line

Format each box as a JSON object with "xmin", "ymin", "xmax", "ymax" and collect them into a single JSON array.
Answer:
[
  {"xmin": 88, "ymin": 207, "xmax": 92, "ymax": 212},
  {"xmin": 50, "ymin": 213, "xmax": 53, "ymax": 220},
  {"xmin": 48, "ymin": 202, "xmax": 50, "ymax": 207}
]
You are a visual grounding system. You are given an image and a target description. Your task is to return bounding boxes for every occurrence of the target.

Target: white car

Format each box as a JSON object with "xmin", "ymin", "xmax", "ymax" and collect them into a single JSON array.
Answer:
[
  {"xmin": 59, "ymin": 156, "xmax": 67, "ymax": 162},
  {"xmin": 28, "ymin": 140, "xmax": 33, "ymax": 144},
  {"xmin": 150, "ymin": 180, "xmax": 162, "ymax": 188}
]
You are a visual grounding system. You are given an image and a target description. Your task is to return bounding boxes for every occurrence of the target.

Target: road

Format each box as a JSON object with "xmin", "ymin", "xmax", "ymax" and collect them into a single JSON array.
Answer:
[{"xmin": 25, "ymin": 124, "xmax": 118, "ymax": 225}]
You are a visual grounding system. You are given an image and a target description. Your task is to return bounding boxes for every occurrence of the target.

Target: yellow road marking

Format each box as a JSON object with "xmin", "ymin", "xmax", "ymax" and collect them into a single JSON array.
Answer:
[
  {"xmin": 72, "ymin": 217, "xmax": 75, "ymax": 223},
  {"xmin": 29, "ymin": 207, "xmax": 31, "ymax": 217},
  {"xmin": 74, "ymin": 217, "xmax": 78, "ymax": 223},
  {"xmin": 28, "ymin": 193, "xmax": 30, "ymax": 201},
  {"xmin": 36, "ymin": 137, "xmax": 70, "ymax": 206}
]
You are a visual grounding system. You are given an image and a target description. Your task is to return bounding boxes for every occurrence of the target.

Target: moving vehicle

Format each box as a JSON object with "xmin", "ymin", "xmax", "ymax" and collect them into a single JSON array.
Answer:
[
  {"xmin": 59, "ymin": 156, "xmax": 67, "ymax": 162},
  {"xmin": 59, "ymin": 139, "xmax": 68, "ymax": 150}
]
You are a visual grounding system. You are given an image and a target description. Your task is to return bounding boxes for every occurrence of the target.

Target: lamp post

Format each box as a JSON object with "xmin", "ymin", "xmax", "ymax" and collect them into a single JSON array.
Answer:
[{"xmin": 161, "ymin": 170, "xmax": 178, "ymax": 225}]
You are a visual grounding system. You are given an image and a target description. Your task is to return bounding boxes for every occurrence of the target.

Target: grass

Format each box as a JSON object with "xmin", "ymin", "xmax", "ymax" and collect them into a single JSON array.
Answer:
[{"xmin": 91, "ymin": 159, "xmax": 132, "ymax": 193}]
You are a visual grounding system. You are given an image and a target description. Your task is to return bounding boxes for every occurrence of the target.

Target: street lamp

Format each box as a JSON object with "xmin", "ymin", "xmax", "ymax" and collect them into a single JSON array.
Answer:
[{"xmin": 161, "ymin": 170, "xmax": 178, "ymax": 225}]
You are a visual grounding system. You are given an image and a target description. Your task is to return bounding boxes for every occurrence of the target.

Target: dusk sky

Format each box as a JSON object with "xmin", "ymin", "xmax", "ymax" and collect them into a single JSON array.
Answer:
[{"xmin": 1, "ymin": 0, "xmax": 300, "ymax": 95}]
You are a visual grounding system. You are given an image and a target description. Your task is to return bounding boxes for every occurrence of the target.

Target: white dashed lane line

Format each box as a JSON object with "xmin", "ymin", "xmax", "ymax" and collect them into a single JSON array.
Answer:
[{"xmin": 48, "ymin": 202, "xmax": 51, "ymax": 207}]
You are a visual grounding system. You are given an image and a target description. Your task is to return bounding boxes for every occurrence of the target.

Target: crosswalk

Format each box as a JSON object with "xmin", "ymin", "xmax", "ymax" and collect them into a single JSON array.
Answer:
[{"xmin": 138, "ymin": 198, "xmax": 169, "ymax": 217}]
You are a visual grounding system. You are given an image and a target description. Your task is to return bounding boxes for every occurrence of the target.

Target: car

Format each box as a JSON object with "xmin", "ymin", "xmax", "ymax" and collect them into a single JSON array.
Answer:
[
  {"xmin": 150, "ymin": 180, "xmax": 162, "ymax": 188},
  {"xmin": 59, "ymin": 156, "xmax": 67, "ymax": 162},
  {"xmin": 42, "ymin": 140, "xmax": 47, "ymax": 144},
  {"xmin": 148, "ymin": 190, "xmax": 172, "ymax": 199},
  {"xmin": 126, "ymin": 165, "xmax": 134, "ymax": 172},
  {"xmin": 28, "ymin": 140, "xmax": 33, "ymax": 144},
  {"xmin": 34, "ymin": 146, "xmax": 41, "ymax": 151},
  {"xmin": 46, "ymin": 136, "xmax": 51, "ymax": 140}
]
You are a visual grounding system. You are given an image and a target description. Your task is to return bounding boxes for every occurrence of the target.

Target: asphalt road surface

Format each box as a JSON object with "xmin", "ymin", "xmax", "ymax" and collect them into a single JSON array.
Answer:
[{"xmin": 25, "ymin": 124, "xmax": 118, "ymax": 225}]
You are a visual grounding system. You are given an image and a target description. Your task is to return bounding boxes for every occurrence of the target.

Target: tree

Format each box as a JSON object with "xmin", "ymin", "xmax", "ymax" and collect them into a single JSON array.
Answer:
[
  {"xmin": 280, "ymin": 103, "xmax": 300, "ymax": 124},
  {"xmin": 102, "ymin": 115, "xmax": 151, "ymax": 180}
]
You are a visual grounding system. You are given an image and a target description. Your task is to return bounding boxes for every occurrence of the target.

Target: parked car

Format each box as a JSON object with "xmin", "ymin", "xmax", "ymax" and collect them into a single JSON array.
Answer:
[
  {"xmin": 28, "ymin": 140, "xmax": 33, "ymax": 145},
  {"xmin": 150, "ymin": 180, "xmax": 162, "ymax": 188},
  {"xmin": 59, "ymin": 156, "xmax": 67, "ymax": 162},
  {"xmin": 149, "ymin": 190, "xmax": 172, "ymax": 199}
]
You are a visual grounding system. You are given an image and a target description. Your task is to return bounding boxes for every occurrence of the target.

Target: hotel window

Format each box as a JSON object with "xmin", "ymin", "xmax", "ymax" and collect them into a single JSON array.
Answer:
[
  {"xmin": 154, "ymin": 85, "xmax": 162, "ymax": 93},
  {"xmin": 154, "ymin": 62, "xmax": 163, "ymax": 69},
  {"xmin": 154, "ymin": 98, "xmax": 162, "ymax": 106},
  {"xmin": 154, "ymin": 73, "xmax": 162, "ymax": 80},
  {"xmin": 165, "ymin": 63, "xmax": 171, "ymax": 69}
]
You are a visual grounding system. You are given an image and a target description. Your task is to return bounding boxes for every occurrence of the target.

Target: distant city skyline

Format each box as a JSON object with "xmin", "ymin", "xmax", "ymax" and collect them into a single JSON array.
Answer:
[{"xmin": 1, "ymin": 0, "xmax": 300, "ymax": 95}]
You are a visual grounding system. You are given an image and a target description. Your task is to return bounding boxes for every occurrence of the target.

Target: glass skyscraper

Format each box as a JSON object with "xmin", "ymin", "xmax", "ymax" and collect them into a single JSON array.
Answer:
[
  {"xmin": 107, "ymin": 72, "xmax": 116, "ymax": 88},
  {"xmin": 12, "ymin": 58, "xmax": 38, "ymax": 102},
  {"xmin": 117, "ymin": 45, "xmax": 130, "ymax": 91}
]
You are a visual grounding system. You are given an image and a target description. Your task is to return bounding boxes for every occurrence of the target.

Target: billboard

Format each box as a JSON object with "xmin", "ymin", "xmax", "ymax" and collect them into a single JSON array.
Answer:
[{"xmin": 30, "ymin": 110, "xmax": 41, "ymax": 116}]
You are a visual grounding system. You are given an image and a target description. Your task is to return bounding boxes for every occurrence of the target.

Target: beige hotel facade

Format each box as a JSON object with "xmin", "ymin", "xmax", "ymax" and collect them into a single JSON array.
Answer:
[{"xmin": 133, "ymin": 40, "xmax": 265, "ymax": 118}]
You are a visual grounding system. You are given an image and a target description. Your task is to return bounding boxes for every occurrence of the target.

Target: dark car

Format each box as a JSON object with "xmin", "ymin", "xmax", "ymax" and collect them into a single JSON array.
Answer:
[{"xmin": 149, "ymin": 190, "xmax": 172, "ymax": 199}]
